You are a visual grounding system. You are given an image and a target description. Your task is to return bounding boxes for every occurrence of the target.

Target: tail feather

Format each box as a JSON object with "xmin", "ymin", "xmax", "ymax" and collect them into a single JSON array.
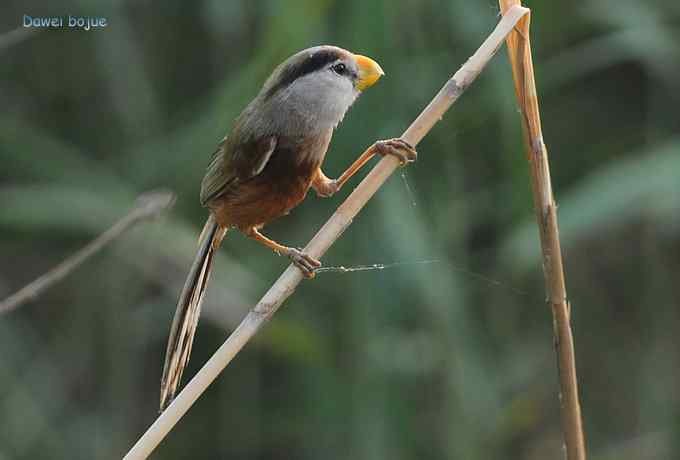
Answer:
[{"xmin": 160, "ymin": 215, "xmax": 225, "ymax": 411}]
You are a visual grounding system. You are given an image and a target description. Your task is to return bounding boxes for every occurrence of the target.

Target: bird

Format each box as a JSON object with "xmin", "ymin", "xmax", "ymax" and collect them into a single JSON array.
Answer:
[{"xmin": 160, "ymin": 45, "xmax": 417, "ymax": 411}]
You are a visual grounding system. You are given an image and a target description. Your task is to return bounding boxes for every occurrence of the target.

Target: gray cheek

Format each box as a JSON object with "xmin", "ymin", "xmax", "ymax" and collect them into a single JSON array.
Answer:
[{"xmin": 259, "ymin": 73, "xmax": 358, "ymax": 133}]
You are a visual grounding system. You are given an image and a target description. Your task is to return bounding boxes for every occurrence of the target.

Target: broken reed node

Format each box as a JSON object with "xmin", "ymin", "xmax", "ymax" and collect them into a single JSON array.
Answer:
[{"xmin": 122, "ymin": 6, "xmax": 531, "ymax": 460}]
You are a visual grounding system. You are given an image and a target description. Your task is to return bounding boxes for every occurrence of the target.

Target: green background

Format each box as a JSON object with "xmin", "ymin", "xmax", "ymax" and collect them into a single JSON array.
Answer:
[{"xmin": 2, "ymin": 0, "xmax": 679, "ymax": 459}]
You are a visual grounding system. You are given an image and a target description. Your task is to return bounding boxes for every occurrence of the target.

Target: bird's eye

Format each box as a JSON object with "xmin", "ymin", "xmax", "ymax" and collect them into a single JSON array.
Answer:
[{"xmin": 332, "ymin": 63, "xmax": 346, "ymax": 74}]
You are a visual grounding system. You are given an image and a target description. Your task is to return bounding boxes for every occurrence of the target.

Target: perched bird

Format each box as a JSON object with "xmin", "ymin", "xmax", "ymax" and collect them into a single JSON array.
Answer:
[{"xmin": 160, "ymin": 45, "xmax": 416, "ymax": 410}]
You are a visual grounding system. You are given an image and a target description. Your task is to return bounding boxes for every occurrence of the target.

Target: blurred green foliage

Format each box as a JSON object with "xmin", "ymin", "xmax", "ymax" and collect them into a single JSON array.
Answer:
[{"xmin": 2, "ymin": 0, "xmax": 680, "ymax": 459}]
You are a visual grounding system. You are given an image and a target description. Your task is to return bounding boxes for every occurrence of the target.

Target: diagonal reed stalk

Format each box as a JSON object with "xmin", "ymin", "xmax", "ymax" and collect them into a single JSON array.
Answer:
[
  {"xmin": 499, "ymin": 1, "xmax": 587, "ymax": 459},
  {"xmin": 0, "ymin": 190, "xmax": 176, "ymax": 314},
  {"xmin": 122, "ymin": 6, "xmax": 530, "ymax": 459}
]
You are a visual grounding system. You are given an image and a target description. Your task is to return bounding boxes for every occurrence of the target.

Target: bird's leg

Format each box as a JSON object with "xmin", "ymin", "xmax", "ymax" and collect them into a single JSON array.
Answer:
[
  {"xmin": 243, "ymin": 227, "xmax": 321, "ymax": 278},
  {"xmin": 314, "ymin": 138, "xmax": 417, "ymax": 197}
]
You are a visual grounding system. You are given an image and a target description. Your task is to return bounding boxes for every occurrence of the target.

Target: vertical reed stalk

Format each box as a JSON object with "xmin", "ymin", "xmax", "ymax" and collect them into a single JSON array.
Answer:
[{"xmin": 498, "ymin": 1, "xmax": 587, "ymax": 458}]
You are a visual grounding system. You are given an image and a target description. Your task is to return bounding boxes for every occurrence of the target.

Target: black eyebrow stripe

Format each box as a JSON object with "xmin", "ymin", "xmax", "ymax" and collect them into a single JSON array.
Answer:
[{"xmin": 264, "ymin": 49, "xmax": 341, "ymax": 100}]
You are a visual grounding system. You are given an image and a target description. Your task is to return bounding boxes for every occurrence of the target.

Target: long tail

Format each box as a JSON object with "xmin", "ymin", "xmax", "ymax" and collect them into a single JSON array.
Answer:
[{"xmin": 160, "ymin": 215, "xmax": 225, "ymax": 411}]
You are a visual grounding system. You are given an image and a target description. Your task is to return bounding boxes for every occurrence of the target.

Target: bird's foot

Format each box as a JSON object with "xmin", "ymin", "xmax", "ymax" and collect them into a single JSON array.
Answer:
[
  {"xmin": 285, "ymin": 247, "xmax": 321, "ymax": 278},
  {"xmin": 314, "ymin": 179, "xmax": 339, "ymax": 198},
  {"xmin": 373, "ymin": 138, "xmax": 417, "ymax": 166}
]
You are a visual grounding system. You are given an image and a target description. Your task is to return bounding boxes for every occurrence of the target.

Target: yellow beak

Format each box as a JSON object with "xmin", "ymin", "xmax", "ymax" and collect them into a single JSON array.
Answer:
[{"xmin": 353, "ymin": 54, "xmax": 384, "ymax": 91}]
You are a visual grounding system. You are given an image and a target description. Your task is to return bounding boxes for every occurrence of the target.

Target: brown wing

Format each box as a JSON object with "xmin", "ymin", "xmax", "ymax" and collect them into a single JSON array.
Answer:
[{"xmin": 200, "ymin": 134, "xmax": 277, "ymax": 206}]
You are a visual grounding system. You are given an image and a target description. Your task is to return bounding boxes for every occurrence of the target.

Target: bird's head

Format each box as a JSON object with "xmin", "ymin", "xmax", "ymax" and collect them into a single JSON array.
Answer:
[{"xmin": 258, "ymin": 45, "xmax": 384, "ymax": 131}]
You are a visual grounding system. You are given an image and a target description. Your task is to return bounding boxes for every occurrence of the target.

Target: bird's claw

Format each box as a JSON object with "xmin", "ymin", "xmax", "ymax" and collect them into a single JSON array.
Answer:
[
  {"xmin": 286, "ymin": 247, "xmax": 321, "ymax": 278},
  {"xmin": 374, "ymin": 138, "xmax": 417, "ymax": 166},
  {"xmin": 315, "ymin": 179, "xmax": 340, "ymax": 198}
]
